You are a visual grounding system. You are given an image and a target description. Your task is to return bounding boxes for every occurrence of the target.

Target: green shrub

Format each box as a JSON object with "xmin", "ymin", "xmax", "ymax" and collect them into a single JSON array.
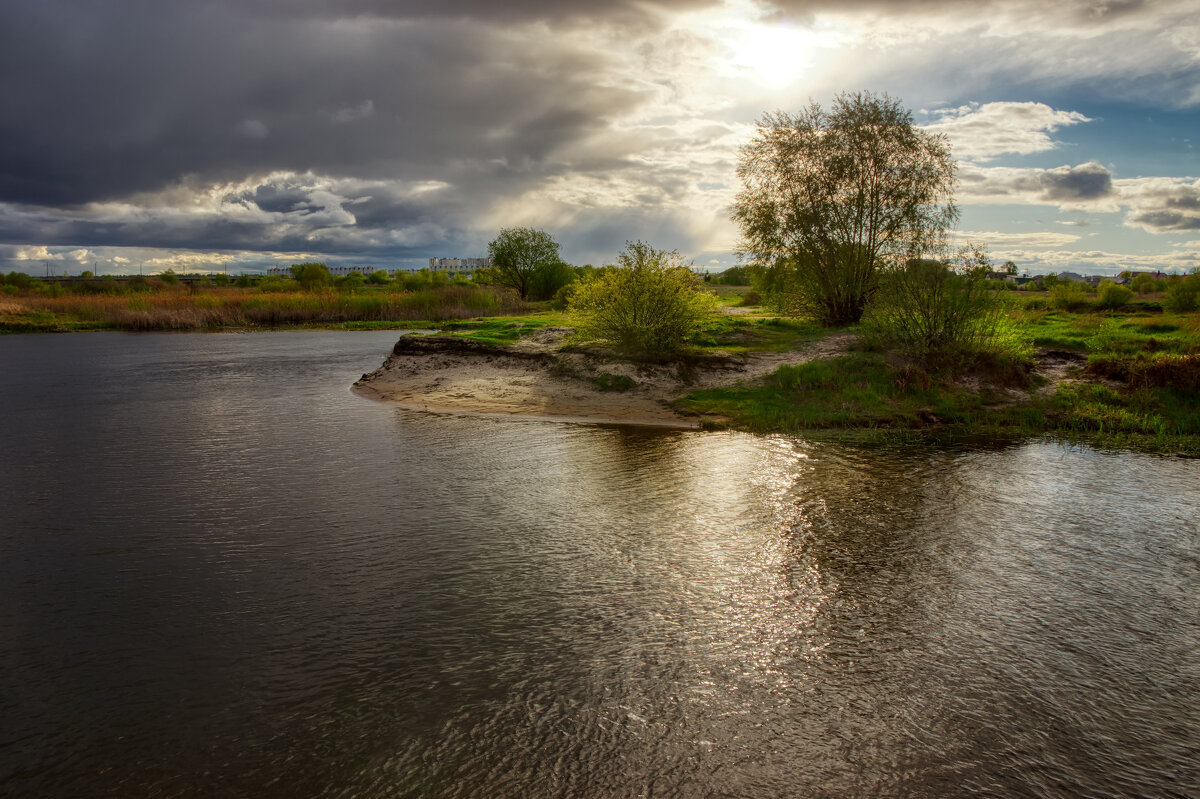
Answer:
[
  {"xmin": 863, "ymin": 259, "xmax": 1008, "ymax": 366},
  {"xmin": 593, "ymin": 373, "xmax": 636, "ymax": 392},
  {"xmin": 289, "ymin": 263, "xmax": 333, "ymax": 290},
  {"xmin": 159, "ymin": 269, "xmax": 180, "ymax": 285},
  {"xmin": 1050, "ymin": 281, "xmax": 1089, "ymax": 310},
  {"xmin": 5, "ymin": 271, "xmax": 34, "ymax": 289},
  {"xmin": 258, "ymin": 276, "xmax": 295, "ymax": 292},
  {"xmin": 1096, "ymin": 279, "xmax": 1133, "ymax": 309},
  {"xmin": 713, "ymin": 265, "xmax": 751, "ymax": 285},
  {"xmin": 569, "ymin": 241, "xmax": 720, "ymax": 359},
  {"xmin": 527, "ymin": 260, "xmax": 577, "ymax": 301},
  {"xmin": 1130, "ymin": 273, "xmax": 1160, "ymax": 294},
  {"xmin": 336, "ymin": 272, "xmax": 365, "ymax": 292},
  {"xmin": 1164, "ymin": 276, "xmax": 1199, "ymax": 312}
]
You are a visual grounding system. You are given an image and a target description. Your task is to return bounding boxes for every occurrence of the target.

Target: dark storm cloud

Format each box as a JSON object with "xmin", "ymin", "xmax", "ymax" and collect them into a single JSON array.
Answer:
[
  {"xmin": 1039, "ymin": 162, "xmax": 1114, "ymax": 202},
  {"xmin": 0, "ymin": 1, "xmax": 641, "ymax": 203},
  {"xmin": 0, "ymin": 0, "xmax": 679, "ymax": 260}
]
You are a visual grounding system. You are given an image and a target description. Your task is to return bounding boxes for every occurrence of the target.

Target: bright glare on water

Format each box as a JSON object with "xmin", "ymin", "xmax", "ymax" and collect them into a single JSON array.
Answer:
[{"xmin": 1, "ymin": 332, "xmax": 1197, "ymax": 797}]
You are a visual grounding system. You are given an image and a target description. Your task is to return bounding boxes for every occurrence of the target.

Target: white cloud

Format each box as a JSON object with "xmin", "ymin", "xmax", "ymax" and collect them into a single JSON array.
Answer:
[
  {"xmin": 1115, "ymin": 176, "xmax": 1200, "ymax": 233},
  {"xmin": 952, "ymin": 229, "xmax": 1083, "ymax": 248},
  {"xmin": 922, "ymin": 102, "xmax": 1091, "ymax": 161},
  {"xmin": 958, "ymin": 161, "xmax": 1118, "ymax": 209}
]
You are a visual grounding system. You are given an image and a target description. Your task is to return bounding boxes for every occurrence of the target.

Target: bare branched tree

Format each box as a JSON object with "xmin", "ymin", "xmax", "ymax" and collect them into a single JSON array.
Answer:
[{"xmin": 733, "ymin": 91, "xmax": 958, "ymax": 326}]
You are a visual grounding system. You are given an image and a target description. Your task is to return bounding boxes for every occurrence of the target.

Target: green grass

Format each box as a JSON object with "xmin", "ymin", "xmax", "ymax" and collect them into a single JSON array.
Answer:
[
  {"xmin": 436, "ymin": 313, "xmax": 572, "ymax": 345},
  {"xmin": 1014, "ymin": 309, "xmax": 1200, "ymax": 356},
  {"xmin": 680, "ymin": 351, "xmax": 1014, "ymax": 433},
  {"xmin": 679, "ymin": 320, "xmax": 1200, "ymax": 454},
  {"xmin": 593, "ymin": 373, "xmax": 636, "ymax": 392},
  {"xmin": 686, "ymin": 315, "xmax": 826, "ymax": 354}
]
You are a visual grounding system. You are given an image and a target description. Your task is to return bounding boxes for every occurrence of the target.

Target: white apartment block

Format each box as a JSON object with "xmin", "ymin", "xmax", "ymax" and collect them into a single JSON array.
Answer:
[{"xmin": 428, "ymin": 257, "xmax": 491, "ymax": 272}]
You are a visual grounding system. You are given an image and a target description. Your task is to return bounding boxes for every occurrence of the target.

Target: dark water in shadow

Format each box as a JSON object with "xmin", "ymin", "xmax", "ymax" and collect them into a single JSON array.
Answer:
[{"xmin": 1, "ymin": 332, "xmax": 1197, "ymax": 798}]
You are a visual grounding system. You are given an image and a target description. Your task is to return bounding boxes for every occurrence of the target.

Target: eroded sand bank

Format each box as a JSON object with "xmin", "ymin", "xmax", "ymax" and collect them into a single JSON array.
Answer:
[{"xmin": 353, "ymin": 328, "xmax": 853, "ymax": 428}]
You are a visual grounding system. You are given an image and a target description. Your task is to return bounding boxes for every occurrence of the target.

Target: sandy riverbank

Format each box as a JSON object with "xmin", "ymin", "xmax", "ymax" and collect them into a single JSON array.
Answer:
[{"xmin": 352, "ymin": 328, "xmax": 854, "ymax": 427}]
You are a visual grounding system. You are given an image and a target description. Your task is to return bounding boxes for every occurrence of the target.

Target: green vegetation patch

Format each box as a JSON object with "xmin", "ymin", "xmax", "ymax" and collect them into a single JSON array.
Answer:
[
  {"xmin": 439, "ymin": 314, "xmax": 571, "ymax": 345},
  {"xmin": 679, "ymin": 348, "xmax": 1200, "ymax": 454},
  {"xmin": 680, "ymin": 351, "xmax": 994, "ymax": 432},
  {"xmin": 593, "ymin": 373, "xmax": 636, "ymax": 392},
  {"xmin": 687, "ymin": 315, "xmax": 825, "ymax": 354},
  {"xmin": 1017, "ymin": 310, "xmax": 1199, "ymax": 356}
]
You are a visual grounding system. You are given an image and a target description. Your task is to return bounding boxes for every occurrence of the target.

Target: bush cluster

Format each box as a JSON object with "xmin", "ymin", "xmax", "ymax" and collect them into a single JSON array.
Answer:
[
  {"xmin": 568, "ymin": 241, "xmax": 718, "ymax": 360},
  {"xmin": 1164, "ymin": 274, "xmax": 1200, "ymax": 312},
  {"xmin": 1096, "ymin": 279, "xmax": 1134, "ymax": 309},
  {"xmin": 863, "ymin": 258, "xmax": 1019, "ymax": 368}
]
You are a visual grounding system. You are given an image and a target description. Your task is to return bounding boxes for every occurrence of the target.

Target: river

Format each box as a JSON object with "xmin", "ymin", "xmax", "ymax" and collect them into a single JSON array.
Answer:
[{"xmin": 1, "ymin": 331, "xmax": 1197, "ymax": 797}]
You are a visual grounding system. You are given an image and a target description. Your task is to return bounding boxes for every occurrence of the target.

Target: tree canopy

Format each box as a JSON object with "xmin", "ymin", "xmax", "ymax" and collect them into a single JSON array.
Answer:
[
  {"xmin": 732, "ymin": 91, "xmax": 958, "ymax": 326},
  {"xmin": 486, "ymin": 227, "xmax": 563, "ymax": 300}
]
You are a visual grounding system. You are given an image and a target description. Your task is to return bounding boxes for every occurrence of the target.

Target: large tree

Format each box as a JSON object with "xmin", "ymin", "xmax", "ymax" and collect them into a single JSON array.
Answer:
[
  {"xmin": 732, "ymin": 91, "xmax": 957, "ymax": 326},
  {"xmin": 486, "ymin": 227, "xmax": 562, "ymax": 300}
]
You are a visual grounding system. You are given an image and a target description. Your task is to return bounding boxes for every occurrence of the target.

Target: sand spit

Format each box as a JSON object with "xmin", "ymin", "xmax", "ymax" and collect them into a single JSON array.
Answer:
[{"xmin": 352, "ymin": 328, "xmax": 855, "ymax": 428}]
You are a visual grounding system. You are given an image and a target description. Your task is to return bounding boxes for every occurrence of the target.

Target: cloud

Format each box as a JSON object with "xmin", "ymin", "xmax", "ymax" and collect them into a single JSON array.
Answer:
[
  {"xmin": 922, "ymin": 102, "xmax": 1091, "ymax": 161},
  {"xmin": 237, "ymin": 120, "xmax": 270, "ymax": 140},
  {"xmin": 958, "ymin": 161, "xmax": 1117, "ymax": 208},
  {"xmin": 0, "ymin": 0, "xmax": 1197, "ymax": 272},
  {"xmin": 1039, "ymin": 162, "xmax": 1114, "ymax": 202},
  {"xmin": 952, "ymin": 230, "xmax": 1083, "ymax": 248},
  {"xmin": 993, "ymin": 246, "xmax": 1199, "ymax": 274},
  {"xmin": 1118, "ymin": 177, "xmax": 1200, "ymax": 232}
]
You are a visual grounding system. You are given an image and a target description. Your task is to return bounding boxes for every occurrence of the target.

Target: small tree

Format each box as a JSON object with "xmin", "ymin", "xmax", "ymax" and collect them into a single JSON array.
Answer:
[
  {"xmin": 863, "ymin": 245, "xmax": 1008, "ymax": 365},
  {"xmin": 527, "ymin": 260, "xmax": 577, "ymax": 301},
  {"xmin": 290, "ymin": 262, "xmax": 332, "ymax": 290},
  {"xmin": 732, "ymin": 91, "xmax": 957, "ymax": 326},
  {"xmin": 1130, "ymin": 273, "xmax": 1158, "ymax": 294},
  {"xmin": 1164, "ymin": 274, "xmax": 1200, "ymax": 312},
  {"xmin": 569, "ymin": 241, "xmax": 719, "ymax": 359},
  {"xmin": 486, "ymin": 227, "xmax": 562, "ymax": 300},
  {"xmin": 1096, "ymin": 279, "xmax": 1133, "ymax": 309}
]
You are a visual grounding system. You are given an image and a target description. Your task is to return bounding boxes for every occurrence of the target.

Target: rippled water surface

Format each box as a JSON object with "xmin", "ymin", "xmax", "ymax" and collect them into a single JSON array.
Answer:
[{"xmin": 1, "ymin": 332, "xmax": 1198, "ymax": 798}]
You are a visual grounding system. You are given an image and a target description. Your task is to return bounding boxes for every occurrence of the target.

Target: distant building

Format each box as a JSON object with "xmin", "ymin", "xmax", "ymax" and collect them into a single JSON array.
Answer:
[
  {"xmin": 429, "ymin": 257, "xmax": 490, "ymax": 272},
  {"xmin": 264, "ymin": 266, "xmax": 398, "ymax": 277}
]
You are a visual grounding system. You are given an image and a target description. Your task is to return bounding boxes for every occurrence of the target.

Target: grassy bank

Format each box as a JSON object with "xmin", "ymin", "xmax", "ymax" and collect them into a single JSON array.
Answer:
[{"xmin": 679, "ymin": 298, "xmax": 1200, "ymax": 453}]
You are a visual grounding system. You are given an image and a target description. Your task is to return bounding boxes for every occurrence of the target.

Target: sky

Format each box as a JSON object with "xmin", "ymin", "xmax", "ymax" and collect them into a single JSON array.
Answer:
[{"xmin": 1, "ymin": 0, "xmax": 1199, "ymax": 276}]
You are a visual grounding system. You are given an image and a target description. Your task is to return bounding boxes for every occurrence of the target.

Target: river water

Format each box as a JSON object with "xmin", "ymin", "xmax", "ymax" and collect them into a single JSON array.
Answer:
[{"xmin": 1, "ymin": 331, "xmax": 1197, "ymax": 798}]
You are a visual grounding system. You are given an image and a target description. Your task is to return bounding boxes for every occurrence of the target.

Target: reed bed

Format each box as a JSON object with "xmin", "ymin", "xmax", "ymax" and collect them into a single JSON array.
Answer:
[{"xmin": 4, "ymin": 286, "xmax": 527, "ymax": 331}]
